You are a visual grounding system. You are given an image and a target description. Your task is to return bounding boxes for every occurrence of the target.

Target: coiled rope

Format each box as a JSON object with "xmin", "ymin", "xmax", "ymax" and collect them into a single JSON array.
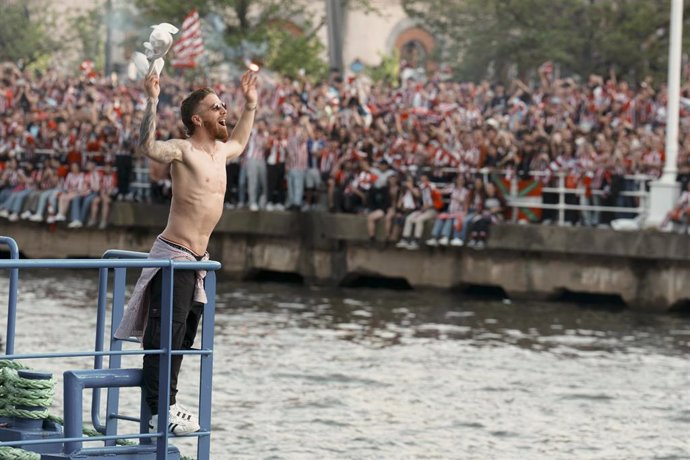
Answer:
[
  {"xmin": 0, "ymin": 361, "xmax": 55, "ymax": 420},
  {"xmin": 0, "ymin": 360, "xmax": 48, "ymax": 460},
  {"xmin": 0, "ymin": 360, "xmax": 195, "ymax": 460}
]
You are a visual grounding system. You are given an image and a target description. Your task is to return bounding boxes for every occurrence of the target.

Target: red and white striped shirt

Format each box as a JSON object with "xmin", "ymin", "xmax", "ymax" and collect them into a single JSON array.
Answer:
[
  {"xmin": 266, "ymin": 137, "xmax": 287, "ymax": 165},
  {"xmin": 319, "ymin": 148, "xmax": 337, "ymax": 175},
  {"xmin": 448, "ymin": 187, "xmax": 470, "ymax": 213},
  {"xmin": 83, "ymin": 171, "xmax": 100, "ymax": 193},
  {"xmin": 352, "ymin": 171, "xmax": 378, "ymax": 191},
  {"xmin": 245, "ymin": 130, "xmax": 267, "ymax": 161},
  {"xmin": 286, "ymin": 135, "xmax": 308, "ymax": 171},
  {"xmin": 100, "ymin": 172, "xmax": 117, "ymax": 195},
  {"xmin": 63, "ymin": 172, "xmax": 83, "ymax": 193}
]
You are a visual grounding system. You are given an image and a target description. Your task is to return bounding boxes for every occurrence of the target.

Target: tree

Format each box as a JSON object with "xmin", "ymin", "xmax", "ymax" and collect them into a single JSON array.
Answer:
[
  {"xmin": 587, "ymin": 0, "xmax": 685, "ymax": 83},
  {"xmin": 131, "ymin": 0, "xmax": 321, "ymax": 78},
  {"xmin": 367, "ymin": 50, "xmax": 400, "ymax": 86},
  {"xmin": 263, "ymin": 27, "xmax": 328, "ymax": 79},
  {"xmin": 132, "ymin": 0, "xmax": 212, "ymax": 25},
  {"xmin": 132, "ymin": 0, "xmax": 371, "ymax": 80},
  {"xmin": 0, "ymin": 1, "xmax": 58, "ymax": 68},
  {"xmin": 69, "ymin": 9, "xmax": 106, "ymax": 70},
  {"xmin": 402, "ymin": 0, "xmax": 690, "ymax": 83}
]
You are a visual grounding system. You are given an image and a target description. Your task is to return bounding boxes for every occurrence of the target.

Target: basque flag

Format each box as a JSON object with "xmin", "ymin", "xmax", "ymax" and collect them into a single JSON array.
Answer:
[{"xmin": 171, "ymin": 10, "xmax": 205, "ymax": 68}]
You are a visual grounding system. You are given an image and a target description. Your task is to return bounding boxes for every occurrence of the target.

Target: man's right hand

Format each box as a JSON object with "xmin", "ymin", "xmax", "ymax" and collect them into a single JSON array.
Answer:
[{"xmin": 144, "ymin": 74, "xmax": 160, "ymax": 99}]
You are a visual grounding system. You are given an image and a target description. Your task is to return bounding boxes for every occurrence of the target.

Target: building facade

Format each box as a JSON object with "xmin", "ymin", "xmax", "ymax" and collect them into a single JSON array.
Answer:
[
  {"xmin": 42, "ymin": 0, "xmax": 437, "ymax": 76},
  {"xmin": 314, "ymin": 0, "xmax": 437, "ymax": 73}
]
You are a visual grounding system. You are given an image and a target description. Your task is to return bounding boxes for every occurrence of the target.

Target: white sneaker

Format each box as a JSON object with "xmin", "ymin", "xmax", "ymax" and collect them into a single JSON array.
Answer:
[
  {"xmin": 29, "ymin": 213, "xmax": 43, "ymax": 222},
  {"xmin": 171, "ymin": 403, "xmax": 199, "ymax": 426},
  {"xmin": 395, "ymin": 240, "xmax": 409, "ymax": 249},
  {"xmin": 46, "ymin": 215, "xmax": 56, "ymax": 224},
  {"xmin": 425, "ymin": 238, "xmax": 438, "ymax": 247},
  {"xmin": 275, "ymin": 203, "xmax": 285, "ymax": 211},
  {"xmin": 266, "ymin": 203, "xmax": 274, "ymax": 211},
  {"xmin": 20, "ymin": 210, "xmax": 32, "ymax": 220},
  {"xmin": 8, "ymin": 213, "xmax": 18, "ymax": 222},
  {"xmin": 406, "ymin": 240, "xmax": 419, "ymax": 250},
  {"xmin": 438, "ymin": 236, "xmax": 449, "ymax": 246},
  {"xmin": 68, "ymin": 220, "xmax": 83, "ymax": 228},
  {"xmin": 450, "ymin": 238, "xmax": 464, "ymax": 247},
  {"xmin": 0, "ymin": 209, "xmax": 9, "ymax": 218},
  {"xmin": 149, "ymin": 404, "xmax": 200, "ymax": 435},
  {"xmin": 249, "ymin": 203, "xmax": 259, "ymax": 212},
  {"xmin": 54, "ymin": 214, "xmax": 66, "ymax": 222}
]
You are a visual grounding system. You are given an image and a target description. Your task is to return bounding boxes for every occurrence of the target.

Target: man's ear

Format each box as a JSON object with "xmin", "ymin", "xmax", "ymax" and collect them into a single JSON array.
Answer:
[{"xmin": 192, "ymin": 114, "xmax": 202, "ymax": 127}]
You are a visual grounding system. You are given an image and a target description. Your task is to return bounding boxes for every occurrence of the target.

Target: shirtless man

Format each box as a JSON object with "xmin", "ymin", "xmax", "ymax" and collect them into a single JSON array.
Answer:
[{"xmin": 115, "ymin": 71, "xmax": 257, "ymax": 435}]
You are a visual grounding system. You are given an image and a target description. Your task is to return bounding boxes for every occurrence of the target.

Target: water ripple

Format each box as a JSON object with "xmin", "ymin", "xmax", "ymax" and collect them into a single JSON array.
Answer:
[{"xmin": 1, "ymin": 275, "xmax": 688, "ymax": 459}]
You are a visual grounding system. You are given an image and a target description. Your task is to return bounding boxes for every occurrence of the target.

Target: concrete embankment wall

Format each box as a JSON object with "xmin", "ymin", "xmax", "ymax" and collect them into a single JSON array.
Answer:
[{"xmin": 2, "ymin": 202, "xmax": 689, "ymax": 312}]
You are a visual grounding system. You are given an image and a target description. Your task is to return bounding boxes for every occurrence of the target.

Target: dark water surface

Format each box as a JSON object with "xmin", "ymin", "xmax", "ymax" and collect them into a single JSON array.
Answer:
[{"xmin": 1, "ymin": 271, "xmax": 689, "ymax": 459}]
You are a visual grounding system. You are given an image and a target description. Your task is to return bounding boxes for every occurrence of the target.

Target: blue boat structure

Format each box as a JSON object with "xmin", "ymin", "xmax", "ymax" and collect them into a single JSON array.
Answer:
[{"xmin": 0, "ymin": 236, "xmax": 221, "ymax": 460}]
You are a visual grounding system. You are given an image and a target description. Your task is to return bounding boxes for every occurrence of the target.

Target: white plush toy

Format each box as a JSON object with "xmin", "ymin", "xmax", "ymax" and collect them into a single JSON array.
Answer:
[{"xmin": 131, "ymin": 23, "xmax": 179, "ymax": 79}]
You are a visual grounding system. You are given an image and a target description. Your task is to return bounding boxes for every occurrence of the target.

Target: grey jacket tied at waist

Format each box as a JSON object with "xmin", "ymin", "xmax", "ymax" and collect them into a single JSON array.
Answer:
[{"xmin": 114, "ymin": 236, "xmax": 209, "ymax": 341}]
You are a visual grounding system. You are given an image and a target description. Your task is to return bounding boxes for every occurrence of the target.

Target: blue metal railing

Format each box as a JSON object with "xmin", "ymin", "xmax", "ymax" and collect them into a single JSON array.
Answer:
[
  {"xmin": 0, "ymin": 237, "xmax": 221, "ymax": 460},
  {"xmin": 0, "ymin": 236, "xmax": 19, "ymax": 355},
  {"xmin": 92, "ymin": 249, "xmax": 149, "ymax": 446}
]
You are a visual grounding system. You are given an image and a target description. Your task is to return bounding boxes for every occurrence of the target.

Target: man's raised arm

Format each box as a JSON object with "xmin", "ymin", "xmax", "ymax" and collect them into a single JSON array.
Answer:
[
  {"xmin": 221, "ymin": 71, "xmax": 258, "ymax": 162},
  {"xmin": 137, "ymin": 74, "xmax": 184, "ymax": 163}
]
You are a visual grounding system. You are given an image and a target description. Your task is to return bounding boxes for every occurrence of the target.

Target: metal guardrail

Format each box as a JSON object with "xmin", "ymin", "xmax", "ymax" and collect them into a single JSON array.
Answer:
[
  {"xmin": 19, "ymin": 155, "xmax": 653, "ymax": 227},
  {"xmin": 432, "ymin": 167, "xmax": 652, "ymax": 226},
  {"xmin": 126, "ymin": 162, "xmax": 653, "ymax": 227},
  {"xmin": 504, "ymin": 172, "xmax": 649, "ymax": 226},
  {"xmin": 0, "ymin": 237, "xmax": 221, "ymax": 460}
]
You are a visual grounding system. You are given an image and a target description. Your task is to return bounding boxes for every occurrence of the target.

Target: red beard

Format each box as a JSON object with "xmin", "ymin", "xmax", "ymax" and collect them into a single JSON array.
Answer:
[{"xmin": 202, "ymin": 119, "xmax": 228, "ymax": 141}]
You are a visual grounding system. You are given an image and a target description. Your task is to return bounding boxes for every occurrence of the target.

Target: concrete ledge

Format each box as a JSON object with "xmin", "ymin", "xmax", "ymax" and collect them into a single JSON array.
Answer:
[
  {"xmin": 490, "ymin": 224, "xmax": 690, "ymax": 261},
  {"xmin": 1, "ymin": 202, "xmax": 689, "ymax": 312}
]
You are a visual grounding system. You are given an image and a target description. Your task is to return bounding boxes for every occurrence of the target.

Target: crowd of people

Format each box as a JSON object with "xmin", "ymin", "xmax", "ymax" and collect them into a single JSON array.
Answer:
[{"xmin": 1, "ymin": 60, "xmax": 690, "ymax": 242}]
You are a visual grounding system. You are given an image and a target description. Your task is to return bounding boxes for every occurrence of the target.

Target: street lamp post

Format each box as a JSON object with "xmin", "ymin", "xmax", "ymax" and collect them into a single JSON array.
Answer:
[
  {"xmin": 104, "ymin": 0, "xmax": 113, "ymax": 75},
  {"xmin": 326, "ymin": 0, "xmax": 344, "ymax": 74},
  {"xmin": 647, "ymin": 0, "xmax": 683, "ymax": 227}
]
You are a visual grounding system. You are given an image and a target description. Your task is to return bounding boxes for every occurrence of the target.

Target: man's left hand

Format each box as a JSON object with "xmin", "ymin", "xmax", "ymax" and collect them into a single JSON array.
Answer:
[{"xmin": 240, "ymin": 70, "xmax": 258, "ymax": 106}]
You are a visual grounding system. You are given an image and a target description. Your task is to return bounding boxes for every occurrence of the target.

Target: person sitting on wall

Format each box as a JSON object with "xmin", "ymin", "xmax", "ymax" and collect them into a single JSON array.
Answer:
[
  {"xmin": 396, "ymin": 173, "xmax": 442, "ymax": 250},
  {"xmin": 426, "ymin": 174, "xmax": 470, "ymax": 247},
  {"xmin": 466, "ymin": 181, "xmax": 507, "ymax": 249},
  {"xmin": 366, "ymin": 172, "xmax": 401, "ymax": 244}
]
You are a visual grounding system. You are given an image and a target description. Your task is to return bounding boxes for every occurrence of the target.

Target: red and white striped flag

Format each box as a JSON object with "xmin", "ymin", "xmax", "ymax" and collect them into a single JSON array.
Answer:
[{"xmin": 171, "ymin": 10, "xmax": 204, "ymax": 68}]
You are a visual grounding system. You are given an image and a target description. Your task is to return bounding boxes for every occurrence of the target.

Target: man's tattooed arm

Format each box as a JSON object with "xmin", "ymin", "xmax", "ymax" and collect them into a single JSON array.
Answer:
[{"xmin": 137, "ymin": 97, "xmax": 183, "ymax": 163}]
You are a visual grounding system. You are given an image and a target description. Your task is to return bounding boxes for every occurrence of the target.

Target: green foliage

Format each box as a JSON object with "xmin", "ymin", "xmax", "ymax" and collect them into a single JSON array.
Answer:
[
  {"xmin": 367, "ymin": 50, "xmax": 400, "ymax": 86},
  {"xmin": 402, "ymin": 0, "xmax": 690, "ymax": 83},
  {"xmin": 25, "ymin": 54, "xmax": 54, "ymax": 76},
  {"xmin": 132, "ymin": 0, "xmax": 213, "ymax": 25},
  {"xmin": 69, "ymin": 9, "xmax": 106, "ymax": 70},
  {"xmin": 133, "ymin": 0, "xmax": 333, "ymax": 80},
  {"xmin": 0, "ymin": 1, "xmax": 58, "ymax": 67},
  {"xmin": 263, "ymin": 27, "xmax": 328, "ymax": 80}
]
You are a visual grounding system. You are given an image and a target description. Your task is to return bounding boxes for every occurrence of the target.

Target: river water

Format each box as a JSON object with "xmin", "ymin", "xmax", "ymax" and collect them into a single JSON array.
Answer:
[{"xmin": 0, "ymin": 270, "xmax": 689, "ymax": 459}]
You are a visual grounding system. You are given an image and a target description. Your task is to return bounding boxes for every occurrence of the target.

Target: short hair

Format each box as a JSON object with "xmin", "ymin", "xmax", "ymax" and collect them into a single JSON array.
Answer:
[{"xmin": 180, "ymin": 87, "xmax": 215, "ymax": 136}]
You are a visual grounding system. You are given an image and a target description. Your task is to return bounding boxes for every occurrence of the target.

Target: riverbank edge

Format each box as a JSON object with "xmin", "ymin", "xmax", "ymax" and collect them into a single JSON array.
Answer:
[{"xmin": 1, "ymin": 202, "xmax": 688, "ymax": 312}]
